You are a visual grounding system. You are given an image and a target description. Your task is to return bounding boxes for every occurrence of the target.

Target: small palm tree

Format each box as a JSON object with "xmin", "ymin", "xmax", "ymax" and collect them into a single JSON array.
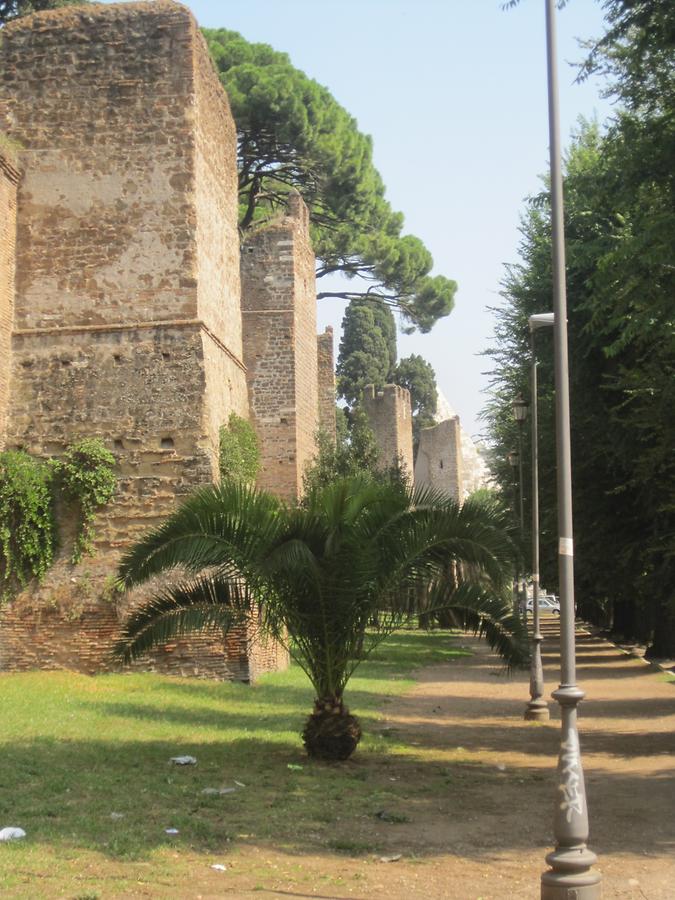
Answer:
[{"xmin": 115, "ymin": 477, "xmax": 525, "ymax": 760}]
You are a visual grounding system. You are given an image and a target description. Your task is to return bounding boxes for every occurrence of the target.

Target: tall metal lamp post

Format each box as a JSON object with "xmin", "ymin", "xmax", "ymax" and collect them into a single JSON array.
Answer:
[
  {"xmin": 512, "ymin": 395, "xmax": 529, "ymax": 616},
  {"xmin": 524, "ymin": 313, "xmax": 554, "ymax": 722},
  {"xmin": 507, "ymin": 448, "xmax": 522, "ymax": 613},
  {"xmin": 541, "ymin": 0, "xmax": 601, "ymax": 896}
]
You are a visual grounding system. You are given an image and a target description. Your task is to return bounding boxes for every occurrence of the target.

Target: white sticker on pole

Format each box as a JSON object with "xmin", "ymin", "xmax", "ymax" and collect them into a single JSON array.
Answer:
[{"xmin": 559, "ymin": 538, "xmax": 574, "ymax": 557}]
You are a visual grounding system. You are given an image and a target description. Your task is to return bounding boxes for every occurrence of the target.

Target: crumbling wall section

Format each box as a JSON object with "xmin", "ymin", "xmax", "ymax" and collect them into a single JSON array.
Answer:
[
  {"xmin": 0, "ymin": 148, "xmax": 19, "ymax": 449},
  {"xmin": 241, "ymin": 194, "xmax": 318, "ymax": 500},
  {"xmin": 414, "ymin": 417, "xmax": 464, "ymax": 504},
  {"xmin": 361, "ymin": 384, "xmax": 414, "ymax": 478},
  {"xmin": 317, "ymin": 326, "xmax": 336, "ymax": 442}
]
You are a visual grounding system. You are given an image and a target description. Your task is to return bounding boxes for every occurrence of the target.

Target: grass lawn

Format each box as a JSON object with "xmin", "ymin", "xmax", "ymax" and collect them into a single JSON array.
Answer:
[{"xmin": 0, "ymin": 630, "xmax": 470, "ymax": 898}]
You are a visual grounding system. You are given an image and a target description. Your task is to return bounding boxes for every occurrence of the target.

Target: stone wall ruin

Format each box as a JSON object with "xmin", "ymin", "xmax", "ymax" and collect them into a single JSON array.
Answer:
[
  {"xmin": 361, "ymin": 383, "xmax": 414, "ymax": 479},
  {"xmin": 0, "ymin": 1, "xmax": 326, "ymax": 680}
]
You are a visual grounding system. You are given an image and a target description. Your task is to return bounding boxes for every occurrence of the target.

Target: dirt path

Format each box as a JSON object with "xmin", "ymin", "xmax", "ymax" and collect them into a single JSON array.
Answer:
[{"xmin": 184, "ymin": 622, "xmax": 675, "ymax": 900}]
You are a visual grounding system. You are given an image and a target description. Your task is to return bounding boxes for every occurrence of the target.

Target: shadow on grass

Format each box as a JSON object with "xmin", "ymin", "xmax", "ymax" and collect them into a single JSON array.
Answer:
[{"xmin": 0, "ymin": 735, "xmax": 672, "ymax": 865}]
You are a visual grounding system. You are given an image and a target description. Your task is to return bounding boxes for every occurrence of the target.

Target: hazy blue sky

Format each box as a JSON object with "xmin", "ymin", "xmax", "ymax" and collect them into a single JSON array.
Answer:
[{"xmin": 107, "ymin": 0, "xmax": 613, "ymax": 437}]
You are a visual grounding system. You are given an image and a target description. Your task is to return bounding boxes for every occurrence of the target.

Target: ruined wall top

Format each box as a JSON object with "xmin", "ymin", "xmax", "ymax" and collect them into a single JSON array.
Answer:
[{"xmin": 361, "ymin": 383, "xmax": 414, "ymax": 478}]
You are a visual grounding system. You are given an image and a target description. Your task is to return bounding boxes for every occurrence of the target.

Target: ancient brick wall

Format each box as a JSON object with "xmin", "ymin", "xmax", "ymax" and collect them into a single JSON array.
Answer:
[
  {"xmin": 0, "ymin": 149, "xmax": 19, "ymax": 450},
  {"xmin": 317, "ymin": 326, "xmax": 336, "ymax": 442},
  {"xmin": 414, "ymin": 417, "xmax": 464, "ymax": 504},
  {"xmin": 0, "ymin": 2, "xmax": 281, "ymax": 681},
  {"xmin": 241, "ymin": 194, "xmax": 318, "ymax": 501},
  {"xmin": 361, "ymin": 384, "xmax": 414, "ymax": 479}
]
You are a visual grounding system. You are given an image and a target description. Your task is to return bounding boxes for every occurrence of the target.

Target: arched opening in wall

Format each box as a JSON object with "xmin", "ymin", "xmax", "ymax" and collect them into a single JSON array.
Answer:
[{"xmin": 160, "ymin": 437, "xmax": 175, "ymax": 449}]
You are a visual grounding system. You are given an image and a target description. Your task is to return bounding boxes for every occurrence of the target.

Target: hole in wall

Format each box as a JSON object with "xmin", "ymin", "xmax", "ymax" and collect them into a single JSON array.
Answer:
[
  {"xmin": 114, "ymin": 439, "xmax": 124, "ymax": 450},
  {"xmin": 113, "ymin": 354, "xmax": 122, "ymax": 365},
  {"xmin": 20, "ymin": 360, "xmax": 33, "ymax": 369},
  {"xmin": 160, "ymin": 437, "xmax": 174, "ymax": 449},
  {"xmin": 162, "ymin": 352, "xmax": 171, "ymax": 361},
  {"xmin": 61, "ymin": 359, "xmax": 72, "ymax": 367},
  {"xmin": 440, "ymin": 460, "xmax": 444, "ymax": 469}
]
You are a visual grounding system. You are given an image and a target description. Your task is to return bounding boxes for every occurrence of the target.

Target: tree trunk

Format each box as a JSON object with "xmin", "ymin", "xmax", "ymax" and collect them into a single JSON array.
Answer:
[
  {"xmin": 646, "ymin": 598, "xmax": 675, "ymax": 659},
  {"xmin": 612, "ymin": 597, "xmax": 639, "ymax": 641},
  {"xmin": 302, "ymin": 696, "xmax": 362, "ymax": 761}
]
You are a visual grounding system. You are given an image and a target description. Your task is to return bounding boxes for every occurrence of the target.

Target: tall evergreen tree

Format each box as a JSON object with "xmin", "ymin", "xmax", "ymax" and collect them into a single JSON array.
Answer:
[{"xmin": 203, "ymin": 29, "xmax": 457, "ymax": 332}]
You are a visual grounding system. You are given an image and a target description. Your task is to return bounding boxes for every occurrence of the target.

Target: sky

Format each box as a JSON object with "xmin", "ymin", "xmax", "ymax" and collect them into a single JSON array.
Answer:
[{"xmin": 106, "ymin": 0, "xmax": 614, "ymax": 439}]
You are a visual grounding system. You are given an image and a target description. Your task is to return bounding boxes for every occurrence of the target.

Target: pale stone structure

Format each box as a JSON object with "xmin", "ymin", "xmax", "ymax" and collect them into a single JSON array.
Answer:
[
  {"xmin": 361, "ymin": 383, "xmax": 414, "ymax": 479},
  {"xmin": 316, "ymin": 327, "xmax": 337, "ymax": 442},
  {"xmin": 415, "ymin": 391, "xmax": 492, "ymax": 503},
  {"xmin": 415, "ymin": 417, "xmax": 464, "ymax": 503},
  {"xmin": 0, "ymin": 1, "xmax": 324, "ymax": 679}
]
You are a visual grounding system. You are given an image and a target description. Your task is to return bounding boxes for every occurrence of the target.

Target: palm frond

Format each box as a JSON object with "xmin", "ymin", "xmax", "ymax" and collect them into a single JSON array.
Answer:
[
  {"xmin": 427, "ymin": 580, "xmax": 529, "ymax": 669},
  {"xmin": 113, "ymin": 573, "xmax": 253, "ymax": 663},
  {"xmin": 118, "ymin": 481, "xmax": 283, "ymax": 588}
]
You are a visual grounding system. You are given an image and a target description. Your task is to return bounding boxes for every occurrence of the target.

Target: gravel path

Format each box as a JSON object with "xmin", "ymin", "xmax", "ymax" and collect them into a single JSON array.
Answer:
[{"xmin": 192, "ymin": 621, "xmax": 675, "ymax": 899}]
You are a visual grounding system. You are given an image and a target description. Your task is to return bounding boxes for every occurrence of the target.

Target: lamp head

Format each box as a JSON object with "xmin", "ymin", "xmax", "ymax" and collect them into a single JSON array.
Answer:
[
  {"xmin": 512, "ymin": 394, "xmax": 529, "ymax": 422},
  {"xmin": 507, "ymin": 450, "xmax": 519, "ymax": 468},
  {"xmin": 529, "ymin": 312, "xmax": 555, "ymax": 332}
]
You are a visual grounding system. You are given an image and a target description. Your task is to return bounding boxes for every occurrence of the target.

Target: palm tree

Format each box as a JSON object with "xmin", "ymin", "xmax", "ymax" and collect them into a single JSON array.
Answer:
[{"xmin": 114, "ymin": 477, "xmax": 526, "ymax": 760}]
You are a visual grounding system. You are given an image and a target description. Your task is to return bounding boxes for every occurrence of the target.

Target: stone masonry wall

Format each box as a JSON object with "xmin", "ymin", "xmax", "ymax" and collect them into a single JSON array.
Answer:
[
  {"xmin": 241, "ymin": 194, "xmax": 318, "ymax": 501},
  {"xmin": 317, "ymin": 326, "xmax": 336, "ymax": 442},
  {"xmin": 361, "ymin": 383, "xmax": 414, "ymax": 478},
  {"xmin": 414, "ymin": 417, "xmax": 464, "ymax": 504},
  {"xmin": 0, "ymin": 149, "xmax": 19, "ymax": 449},
  {"xmin": 0, "ymin": 2, "xmax": 274, "ymax": 680}
]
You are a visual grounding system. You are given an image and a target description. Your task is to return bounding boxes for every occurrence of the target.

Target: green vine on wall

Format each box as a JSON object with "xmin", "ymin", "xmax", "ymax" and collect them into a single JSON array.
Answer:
[
  {"xmin": 55, "ymin": 439, "xmax": 116, "ymax": 564},
  {"xmin": 0, "ymin": 438, "xmax": 116, "ymax": 598},
  {"xmin": 0, "ymin": 451, "xmax": 56, "ymax": 600},
  {"xmin": 219, "ymin": 413, "xmax": 260, "ymax": 484}
]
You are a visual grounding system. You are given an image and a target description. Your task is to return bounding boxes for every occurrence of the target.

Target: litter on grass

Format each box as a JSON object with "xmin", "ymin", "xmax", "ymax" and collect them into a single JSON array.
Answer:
[
  {"xmin": 234, "ymin": 780, "xmax": 246, "ymax": 788},
  {"xmin": 0, "ymin": 828, "xmax": 26, "ymax": 842},
  {"xmin": 379, "ymin": 854, "xmax": 402, "ymax": 863},
  {"xmin": 287, "ymin": 764, "xmax": 304, "ymax": 771},
  {"xmin": 211, "ymin": 864, "xmax": 227, "ymax": 872},
  {"xmin": 201, "ymin": 787, "xmax": 236, "ymax": 795},
  {"xmin": 165, "ymin": 828, "xmax": 180, "ymax": 835},
  {"xmin": 170, "ymin": 755, "xmax": 197, "ymax": 765}
]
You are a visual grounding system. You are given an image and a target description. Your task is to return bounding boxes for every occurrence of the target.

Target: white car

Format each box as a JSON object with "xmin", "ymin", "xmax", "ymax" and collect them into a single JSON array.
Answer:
[{"xmin": 526, "ymin": 596, "xmax": 560, "ymax": 615}]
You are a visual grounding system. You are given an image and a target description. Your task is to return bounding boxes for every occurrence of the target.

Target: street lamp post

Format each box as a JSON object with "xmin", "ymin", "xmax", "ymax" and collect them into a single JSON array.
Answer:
[
  {"xmin": 512, "ymin": 396, "xmax": 529, "ymax": 618},
  {"xmin": 541, "ymin": 1, "xmax": 601, "ymax": 896},
  {"xmin": 524, "ymin": 313, "xmax": 554, "ymax": 723},
  {"xmin": 507, "ymin": 448, "xmax": 522, "ymax": 614}
]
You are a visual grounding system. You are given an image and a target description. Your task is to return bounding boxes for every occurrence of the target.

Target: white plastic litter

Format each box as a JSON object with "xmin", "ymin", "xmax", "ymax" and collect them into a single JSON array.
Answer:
[
  {"xmin": 379, "ymin": 854, "xmax": 402, "ymax": 863},
  {"xmin": 211, "ymin": 864, "xmax": 227, "ymax": 871},
  {"xmin": 234, "ymin": 781, "xmax": 246, "ymax": 788},
  {"xmin": 165, "ymin": 828, "xmax": 180, "ymax": 835},
  {"xmin": 201, "ymin": 787, "xmax": 236, "ymax": 795},
  {"xmin": 110, "ymin": 812, "xmax": 125, "ymax": 820},
  {"xmin": 170, "ymin": 756, "xmax": 197, "ymax": 765},
  {"xmin": 0, "ymin": 828, "xmax": 26, "ymax": 842}
]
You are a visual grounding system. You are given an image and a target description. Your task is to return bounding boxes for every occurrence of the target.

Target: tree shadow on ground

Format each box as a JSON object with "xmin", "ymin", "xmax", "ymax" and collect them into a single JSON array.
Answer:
[{"xmin": 0, "ymin": 736, "xmax": 672, "ymax": 865}]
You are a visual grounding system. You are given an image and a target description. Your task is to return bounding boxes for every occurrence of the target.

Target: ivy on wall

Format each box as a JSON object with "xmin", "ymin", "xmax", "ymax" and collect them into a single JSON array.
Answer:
[
  {"xmin": 219, "ymin": 413, "xmax": 260, "ymax": 484},
  {"xmin": 0, "ymin": 451, "xmax": 56, "ymax": 600},
  {"xmin": 0, "ymin": 438, "xmax": 116, "ymax": 598},
  {"xmin": 56, "ymin": 439, "xmax": 116, "ymax": 563}
]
